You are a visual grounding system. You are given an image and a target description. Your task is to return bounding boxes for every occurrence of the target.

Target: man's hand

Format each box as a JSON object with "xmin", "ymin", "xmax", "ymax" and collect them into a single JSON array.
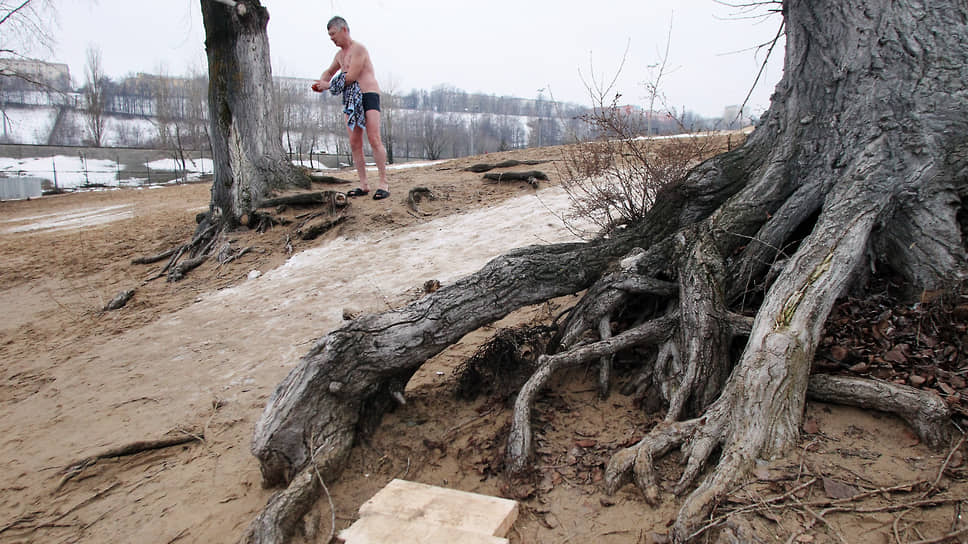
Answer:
[{"xmin": 311, "ymin": 80, "xmax": 329, "ymax": 92}]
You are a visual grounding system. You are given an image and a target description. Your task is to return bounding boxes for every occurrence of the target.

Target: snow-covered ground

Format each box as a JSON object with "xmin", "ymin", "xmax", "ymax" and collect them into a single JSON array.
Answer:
[
  {"xmin": 208, "ymin": 185, "xmax": 589, "ymax": 330},
  {"xmin": 0, "ymin": 204, "xmax": 135, "ymax": 234}
]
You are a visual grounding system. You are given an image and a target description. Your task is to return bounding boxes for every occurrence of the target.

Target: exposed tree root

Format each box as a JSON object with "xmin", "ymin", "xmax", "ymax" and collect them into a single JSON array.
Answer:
[
  {"xmin": 57, "ymin": 431, "xmax": 203, "ymax": 491},
  {"xmin": 307, "ymin": 172, "xmax": 353, "ymax": 184},
  {"xmin": 134, "ymin": 189, "xmax": 346, "ymax": 281},
  {"xmin": 217, "ymin": 244, "xmax": 254, "ymax": 266},
  {"xmin": 295, "ymin": 214, "xmax": 345, "ymax": 240},
  {"xmin": 240, "ymin": 465, "xmax": 319, "ymax": 544},
  {"xmin": 464, "ymin": 159, "xmax": 548, "ymax": 173},
  {"xmin": 806, "ymin": 374, "xmax": 954, "ymax": 447},
  {"xmin": 406, "ymin": 186, "xmax": 436, "ymax": 214},
  {"xmin": 131, "ymin": 246, "xmax": 179, "ymax": 265},
  {"xmin": 102, "ymin": 289, "xmax": 134, "ymax": 311},
  {"xmin": 482, "ymin": 170, "xmax": 548, "ymax": 185},
  {"xmin": 507, "ymin": 313, "xmax": 677, "ymax": 473},
  {"xmin": 257, "ymin": 190, "xmax": 347, "ymax": 211},
  {"xmin": 168, "ymin": 232, "xmax": 219, "ymax": 282}
]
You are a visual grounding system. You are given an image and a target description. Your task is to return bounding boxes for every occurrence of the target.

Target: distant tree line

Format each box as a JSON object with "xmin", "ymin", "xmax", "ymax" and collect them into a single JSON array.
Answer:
[{"xmin": 1, "ymin": 60, "xmax": 737, "ymax": 166}]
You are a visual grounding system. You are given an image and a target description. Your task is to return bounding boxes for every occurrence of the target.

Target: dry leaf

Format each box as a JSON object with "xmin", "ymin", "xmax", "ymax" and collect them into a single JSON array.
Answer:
[
  {"xmin": 822, "ymin": 477, "xmax": 858, "ymax": 499},
  {"xmin": 884, "ymin": 347, "xmax": 907, "ymax": 363},
  {"xmin": 575, "ymin": 439, "xmax": 597, "ymax": 448}
]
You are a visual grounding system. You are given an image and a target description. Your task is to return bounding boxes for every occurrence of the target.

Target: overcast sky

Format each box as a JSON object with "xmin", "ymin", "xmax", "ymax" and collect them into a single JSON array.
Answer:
[{"xmin": 46, "ymin": 0, "xmax": 785, "ymax": 118}]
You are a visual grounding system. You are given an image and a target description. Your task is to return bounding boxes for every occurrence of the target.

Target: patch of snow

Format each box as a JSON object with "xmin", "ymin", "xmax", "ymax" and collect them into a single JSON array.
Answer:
[
  {"xmin": 0, "ymin": 155, "xmax": 118, "ymax": 188},
  {"xmin": 0, "ymin": 107, "xmax": 59, "ymax": 144},
  {"xmin": 2, "ymin": 204, "xmax": 134, "ymax": 233},
  {"xmin": 146, "ymin": 158, "xmax": 214, "ymax": 173},
  {"xmin": 385, "ymin": 160, "xmax": 447, "ymax": 170},
  {"xmin": 206, "ymin": 186, "xmax": 591, "ymax": 328}
]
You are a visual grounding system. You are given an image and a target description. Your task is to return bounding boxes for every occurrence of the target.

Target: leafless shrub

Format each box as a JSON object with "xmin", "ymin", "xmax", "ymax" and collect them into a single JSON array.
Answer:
[{"xmin": 557, "ymin": 27, "xmax": 724, "ymax": 237}]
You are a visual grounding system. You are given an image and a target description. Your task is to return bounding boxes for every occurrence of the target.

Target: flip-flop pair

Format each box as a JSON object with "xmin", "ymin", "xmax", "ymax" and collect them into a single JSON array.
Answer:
[{"xmin": 346, "ymin": 188, "xmax": 390, "ymax": 200}]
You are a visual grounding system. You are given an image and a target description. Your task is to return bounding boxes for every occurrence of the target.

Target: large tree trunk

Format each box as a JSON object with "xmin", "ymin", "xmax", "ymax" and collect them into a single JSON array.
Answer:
[
  {"xmin": 200, "ymin": 0, "xmax": 308, "ymax": 226},
  {"xmin": 602, "ymin": 1, "xmax": 968, "ymax": 540},
  {"xmin": 243, "ymin": 0, "xmax": 968, "ymax": 542}
]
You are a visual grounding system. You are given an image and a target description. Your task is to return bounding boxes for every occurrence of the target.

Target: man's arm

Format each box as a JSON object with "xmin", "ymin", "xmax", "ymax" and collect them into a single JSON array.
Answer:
[
  {"xmin": 312, "ymin": 56, "xmax": 342, "ymax": 92},
  {"xmin": 342, "ymin": 44, "xmax": 368, "ymax": 85}
]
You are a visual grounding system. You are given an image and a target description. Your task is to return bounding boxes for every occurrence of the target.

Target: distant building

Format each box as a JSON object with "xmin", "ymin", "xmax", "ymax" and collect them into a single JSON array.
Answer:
[
  {"xmin": 0, "ymin": 58, "xmax": 72, "ymax": 91},
  {"xmin": 274, "ymin": 76, "xmax": 321, "ymax": 98}
]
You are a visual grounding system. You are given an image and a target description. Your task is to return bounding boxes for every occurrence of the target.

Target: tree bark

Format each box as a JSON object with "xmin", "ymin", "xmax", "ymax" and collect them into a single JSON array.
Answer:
[{"xmin": 200, "ymin": 0, "xmax": 308, "ymax": 227}]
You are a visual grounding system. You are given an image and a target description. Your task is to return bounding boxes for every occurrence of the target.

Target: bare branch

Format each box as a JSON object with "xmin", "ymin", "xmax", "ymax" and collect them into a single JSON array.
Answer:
[
  {"xmin": 0, "ymin": 0, "xmax": 31, "ymax": 28},
  {"xmin": 735, "ymin": 18, "xmax": 786, "ymax": 124}
]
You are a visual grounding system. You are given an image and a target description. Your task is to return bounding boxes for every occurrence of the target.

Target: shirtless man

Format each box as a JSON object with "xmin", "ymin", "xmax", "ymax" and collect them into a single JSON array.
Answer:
[{"xmin": 311, "ymin": 16, "xmax": 389, "ymax": 200}]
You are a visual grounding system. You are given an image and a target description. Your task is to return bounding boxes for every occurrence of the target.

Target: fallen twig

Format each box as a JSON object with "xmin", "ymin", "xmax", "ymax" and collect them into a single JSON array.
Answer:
[
  {"xmin": 907, "ymin": 524, "xmax": 968, "ymax": 544},
  {"xmin": 922, "ymin": 432, "xmax": 967, "ymax": 499}
]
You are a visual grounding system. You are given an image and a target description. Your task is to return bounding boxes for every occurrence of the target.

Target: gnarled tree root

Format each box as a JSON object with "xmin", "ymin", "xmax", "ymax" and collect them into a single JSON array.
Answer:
[
  {"xmin": 482, "ymin": 170, "xmax": 548, "ymax": 185},
  {"xmin": 240, "ymin": 465, "xmax": 320, "ymax": 544},
  {"xmin": 601, "ymin": 374, "xmax": 955, "ymax": 542},
  {"xmin": 806, "ymin": 374, "xmax": 953, "ymax": 447},
  {"xmin": 407, "ymin": 186, "xmax": 436, "ymax": 214},
  {"xmin": 58, "ymin": 431, "xmax": 203, "ymax": 491},
  {"xmin": 506, "ymin": 313, "xmax": 677, "ymax": 474},
  {"xmin": 464, "ymin": 159, "xmax": 548, "ymax": 173}
]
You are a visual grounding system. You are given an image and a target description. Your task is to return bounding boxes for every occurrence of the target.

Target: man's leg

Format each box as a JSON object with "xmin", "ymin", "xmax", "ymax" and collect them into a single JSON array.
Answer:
[
  {"xmin": 364, "ymin": 109, "xmax": 388, "ymax": 192},
  {"xmin": 347, "ymin": 125, "xmax": 369, "ymax": 191}
]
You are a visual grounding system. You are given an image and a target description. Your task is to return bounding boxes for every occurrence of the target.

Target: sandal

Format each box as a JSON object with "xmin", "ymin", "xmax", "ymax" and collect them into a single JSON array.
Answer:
[
  {"xmin": 372, "ymin": 188, "xmax": 390, "ymax": 200},
  {"xmin": 346, "ymin": 188, "xmax": 369, "ymax": 197}
]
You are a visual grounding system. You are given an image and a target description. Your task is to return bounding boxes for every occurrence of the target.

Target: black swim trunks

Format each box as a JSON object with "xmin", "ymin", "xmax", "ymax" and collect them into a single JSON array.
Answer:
[{"xmin": 362, "ymin": 92, "xmax": 381, "ymax": 112}]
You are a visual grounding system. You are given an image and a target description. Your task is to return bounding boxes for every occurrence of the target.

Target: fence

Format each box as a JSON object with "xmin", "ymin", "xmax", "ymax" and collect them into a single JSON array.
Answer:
[
  {"xmin": 0, "ymin": 144, "xmax": 427, "ymax": 193},
  {"xmin": 1, "ymin": 153, "xmax": 213, "ymax": 190}
]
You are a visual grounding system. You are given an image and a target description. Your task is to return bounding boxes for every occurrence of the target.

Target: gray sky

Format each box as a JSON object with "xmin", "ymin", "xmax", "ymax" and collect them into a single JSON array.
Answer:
[{"xmin": 48, "ymin": 0, "xmax": 785, "ymax": 118}]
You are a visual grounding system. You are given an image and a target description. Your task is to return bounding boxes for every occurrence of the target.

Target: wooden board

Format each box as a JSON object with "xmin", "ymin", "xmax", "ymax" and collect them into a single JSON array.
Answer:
[
  {"xmin": 338, "ymin": 479, "xmax": 519, "ymax": 544},
  {"xmin": 338, "ymin": 513, "xmax": 508, "ymax": 544}
]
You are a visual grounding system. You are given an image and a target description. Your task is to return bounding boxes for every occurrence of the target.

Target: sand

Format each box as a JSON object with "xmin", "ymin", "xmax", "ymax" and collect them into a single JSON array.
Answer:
[{"xmin": 1, "ymin": 145, "xmax": 964, "ymax": 544}]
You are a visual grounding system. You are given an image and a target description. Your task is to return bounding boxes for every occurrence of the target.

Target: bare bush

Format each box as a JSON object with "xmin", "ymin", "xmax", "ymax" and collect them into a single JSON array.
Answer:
[
  {"xmin": 559, "ymin": 110, "xmax": 717, "ymax": 235},
  {"xmin": 558, "ymin": 29, "xmax": 725, "ymax": 236}
]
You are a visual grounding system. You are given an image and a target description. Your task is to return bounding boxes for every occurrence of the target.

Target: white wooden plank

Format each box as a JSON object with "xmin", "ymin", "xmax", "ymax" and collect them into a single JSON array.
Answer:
[{"xmin": 338, "ymin": 513, "xmax": 509, "ymax": 544}]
